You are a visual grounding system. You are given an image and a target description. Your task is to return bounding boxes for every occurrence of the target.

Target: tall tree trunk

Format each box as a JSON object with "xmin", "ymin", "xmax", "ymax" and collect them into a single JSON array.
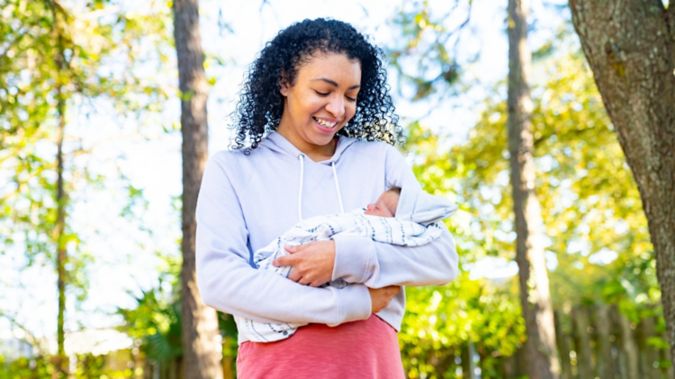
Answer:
[
  {"xmin": 568, "ymin": 0, "xmax": 675, "ymax": 363},
  {"xmin": 51, "ymin": 2, "xmax": 68, "ymax": 377},
  {"xmin": 460, "ymin": 342, "xmax": 476, "ymax": 379},
  {"xmin": 507, "ymin": 1, "xmax": 560, "ymax": 378},
  {"xmin": 636, "ymin": 316, "xmax": 659, "ymax": 379},
  {"xmin": 571, "ymin": 306, "xmax": 593, "ymax": 379},
  {"xmin": 554, "ymin": 310, "xmax": 572, "ymax": 379},
  {"xmin": 613, "ymin": 307, "xmax": 639, "ymax": 379},
  {"xmin": 593, "ymin": 303, "xmax": 615, "ymax": 379},
  {"xmin": 55, "ymin": 78, "xmax": 67, "ymax": 379},
  {"xmin": 172, "ymin": 1, "xmax": 223, "ymax": 378}
]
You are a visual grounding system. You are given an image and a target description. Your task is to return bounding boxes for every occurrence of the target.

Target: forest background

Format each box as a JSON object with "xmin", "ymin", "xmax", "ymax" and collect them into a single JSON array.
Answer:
[{"xmin": 1, "ymin": 0, "xmax": 673, "ymax": 378}]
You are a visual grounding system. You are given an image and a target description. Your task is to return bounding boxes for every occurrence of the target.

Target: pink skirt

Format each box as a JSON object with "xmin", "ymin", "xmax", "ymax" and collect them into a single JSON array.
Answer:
[{"xmin": 236, "ymin": 315, "xmax": 405, "ymax": 379}]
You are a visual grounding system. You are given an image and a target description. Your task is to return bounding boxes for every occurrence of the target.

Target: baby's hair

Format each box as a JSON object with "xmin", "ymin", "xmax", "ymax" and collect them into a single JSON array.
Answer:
[{"xmin": 386, "ymin": 187, "xmax": 401, "ymax": 195}]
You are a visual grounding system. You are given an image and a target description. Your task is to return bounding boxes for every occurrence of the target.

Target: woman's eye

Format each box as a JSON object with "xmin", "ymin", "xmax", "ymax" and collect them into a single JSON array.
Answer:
[
  {"xmin": 346, "ymin": 95, "xmax": 357, "ymax": 102},
  {"xmin": 314, "ymin": 90, "xmax": 329, "ymax": 96}
]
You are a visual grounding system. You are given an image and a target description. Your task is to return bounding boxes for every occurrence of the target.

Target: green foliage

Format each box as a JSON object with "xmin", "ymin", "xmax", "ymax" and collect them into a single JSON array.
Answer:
[
  {"xmin": 0, "ymin": 1, "xmax": 173, "ymax": 373},
  {"xmin": 400, "ymin": 49, "xmax": 663, "ymax": 373},
  {"xmin": 0, "ymin": 354, "xmax": 53, "ymax": 379},
  {"xmin": 71, "ymin": 353, "xmax": 105, "ymax": 379},
  {"xmin": 117, "ymin": 255, "xmax": 183, "ymax": 363},
  {"xmin": 401, "ymin": 273, "xmax": 524, "ymax": 378}
]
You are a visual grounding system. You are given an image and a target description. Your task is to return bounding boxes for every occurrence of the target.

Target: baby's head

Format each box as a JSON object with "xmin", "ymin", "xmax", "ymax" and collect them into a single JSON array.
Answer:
[{"xmin": 364, "ymin": 187, "xmax": 401, "ymax": 217}]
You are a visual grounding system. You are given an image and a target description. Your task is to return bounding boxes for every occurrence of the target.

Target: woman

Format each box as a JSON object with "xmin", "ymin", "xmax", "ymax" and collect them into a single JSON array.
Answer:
[{"xmin": 196, "ymin": 18, "xmax": 458, "ymax": 378}]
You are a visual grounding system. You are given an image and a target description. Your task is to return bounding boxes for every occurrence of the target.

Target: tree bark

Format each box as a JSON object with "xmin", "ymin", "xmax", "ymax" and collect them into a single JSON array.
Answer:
[
  {"xmin": 612, "ymin": 306, "xmax": 639, "ymax": 379},
  {"xmin": 507, "ymin": 0, "xmax": 560, "ymax": 378},
  {"xmin": 554, "ymin": 311, "xmax": 572, "ymax": 379},
  {"xmin": 50, "ymin": 2, "xmax": 68, "ymax": 377},
  {"xmin": 172, "ymin": 1, "xmax": 223, "ymax": 378},
  {"xmin": 460, "ymin": 342, "xmax": 476, "ymax": 379},
  {"xmin": 568, "ymin": 0, "xmax": 675, "ymax": 364},
  {"xmin": 593, "ymin": 303, "xmax": 615, "ymax": 379},
  {"xmin": 571, "ymin": 306, "xmax": 593, "ymax": 379},
  {"xmin": 636, "ymin": 316, "xmax": 659, "ymax": 379}
]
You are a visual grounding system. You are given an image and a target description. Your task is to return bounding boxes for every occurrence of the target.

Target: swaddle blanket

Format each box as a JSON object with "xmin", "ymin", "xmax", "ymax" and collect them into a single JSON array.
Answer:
[{"xmin": 235, "ymin": 210, "xmax": 445, "ymax": 343}]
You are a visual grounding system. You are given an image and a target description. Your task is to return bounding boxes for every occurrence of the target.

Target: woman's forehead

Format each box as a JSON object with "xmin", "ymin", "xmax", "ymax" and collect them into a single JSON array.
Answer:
[{"xmin": 296, "ymin": 52, "xmax": 361, "ymax": 77}]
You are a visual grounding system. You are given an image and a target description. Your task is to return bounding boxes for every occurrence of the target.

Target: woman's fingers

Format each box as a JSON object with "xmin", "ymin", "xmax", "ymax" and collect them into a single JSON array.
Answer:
[
  {"xmin": 273, "ymin": 252, "xmax": 298, "ymax": 267},
  {"xmin": 274, "ymin": 241, "xmax": 335, "ymax": 287},
  {"xmin": 368, "ymin": 286, "xmax": 401, "ymax": 313}
]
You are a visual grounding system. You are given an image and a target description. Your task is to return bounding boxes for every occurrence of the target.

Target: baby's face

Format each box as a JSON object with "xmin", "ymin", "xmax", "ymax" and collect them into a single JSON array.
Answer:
[{"xmin": 364, "ymin": 190, "xmax": 400, "ymax": 217}]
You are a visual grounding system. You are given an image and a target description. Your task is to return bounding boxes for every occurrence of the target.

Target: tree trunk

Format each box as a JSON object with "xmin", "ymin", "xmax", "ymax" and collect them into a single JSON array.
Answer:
[
  {"xmin": 461, "ymin": 342, "xmax": 476, "ymax": 379},
  {"xmin": 636, "ymin": 316, "xmax": 659, "ymax": 379},
  {"xmin": 554, "ymin": 310, "xmax": 572, "ymax": 379},
  {"xmin": 571, "ymin": 306, "xmax": 593, "ymax": 379},
  {"xmin": 593, "ymin": 303, "xmax": 615, "ymax": 379},
  {"xmin": 613, "ymin": 307, "xmax": 639, "ymax": 379},
  {"xmin": 507, "ymin": 0, "xmax": 560, "ymax": 378},
  {"xmin": 54, "ymin": 76, "xmax": 68, "ymax": 379},
  {"xmin": 51, "ymin": 2, "xmax": 68, "ymax": 377},
  {"xmin": 568, "ymin": 0, "xmax": 675, "ymax": 364},
  {"xmin": 172, "ymin": 1, "xmax": 223, "ymax": 378}
]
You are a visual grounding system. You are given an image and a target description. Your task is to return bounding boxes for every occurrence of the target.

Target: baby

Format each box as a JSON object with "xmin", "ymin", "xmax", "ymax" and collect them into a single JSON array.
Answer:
[{"xmin": 236, "ymin": 185, "xmax": 456, "ymax": 343}]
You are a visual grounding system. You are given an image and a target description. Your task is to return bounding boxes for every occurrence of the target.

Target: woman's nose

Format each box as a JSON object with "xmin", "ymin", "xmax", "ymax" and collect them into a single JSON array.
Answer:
[{"xmin": 325, "ymin": 95, "xmax": 345, "ymax": 119}]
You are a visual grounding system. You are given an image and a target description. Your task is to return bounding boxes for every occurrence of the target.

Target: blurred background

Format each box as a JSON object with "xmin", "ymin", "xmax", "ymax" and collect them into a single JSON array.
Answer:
[{"xmin": 1, "ymin": 0, "xmax": 672, "ymax": 378}]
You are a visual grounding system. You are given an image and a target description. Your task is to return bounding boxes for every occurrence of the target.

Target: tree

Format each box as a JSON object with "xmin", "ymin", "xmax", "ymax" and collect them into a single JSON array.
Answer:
[
  {"xmin": 568, "ymin": 0, "xmax": 675, "ymax": 363},
  {"xmin": 172, "ymin": 0, "xmax": 223, "ymax": 378},
  {"xmin": 507, "ymin": 0, "xmax": 559, "ymax": 377},
  {"xmin": 51, "ymin": 2, "xmax": 68, "ymax": 373},
  {"xmin": 1, "ymin": 0, "xmax": 172, "ymax": 374}
]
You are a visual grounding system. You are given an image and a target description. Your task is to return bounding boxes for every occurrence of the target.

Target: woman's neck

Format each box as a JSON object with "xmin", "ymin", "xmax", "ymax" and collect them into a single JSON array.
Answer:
[{"xmin": 276, "ymin": 129, "xmax": 338, "ymax": 162}]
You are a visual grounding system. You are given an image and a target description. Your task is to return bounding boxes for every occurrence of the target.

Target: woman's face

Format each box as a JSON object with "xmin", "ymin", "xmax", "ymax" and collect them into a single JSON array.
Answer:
[{"xmin": 277, "ymin": 51, "xmax": 361, "ymax": 157}]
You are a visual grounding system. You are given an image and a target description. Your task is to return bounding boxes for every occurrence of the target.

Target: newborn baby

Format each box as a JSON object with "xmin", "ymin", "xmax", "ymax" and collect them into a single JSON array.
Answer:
[{"xmin": 236, "ymin": 185, "xmax": 456, "ymax": 343}]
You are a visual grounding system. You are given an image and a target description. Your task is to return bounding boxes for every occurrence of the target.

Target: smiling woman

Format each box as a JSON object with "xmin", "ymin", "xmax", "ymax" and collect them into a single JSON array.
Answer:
[{"xmin": 195, "ymin": 18, "xmax": 459, "ymax": 378}]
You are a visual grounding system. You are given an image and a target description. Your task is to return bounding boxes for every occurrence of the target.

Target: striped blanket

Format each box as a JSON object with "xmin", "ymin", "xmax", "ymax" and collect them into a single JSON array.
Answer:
[{"xmin": 235, "ymin": 210, "xmax": 445, "ymax": 343}]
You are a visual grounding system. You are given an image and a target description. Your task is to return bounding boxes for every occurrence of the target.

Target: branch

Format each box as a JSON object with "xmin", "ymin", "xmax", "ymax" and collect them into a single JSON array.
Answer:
[
  {"xmin": 0, "ymin": 29, "xmax": 30, "ymax": 62},
  {"xmin": 0, "ymin": 311, "xmax": 48, "ymax": 356}
]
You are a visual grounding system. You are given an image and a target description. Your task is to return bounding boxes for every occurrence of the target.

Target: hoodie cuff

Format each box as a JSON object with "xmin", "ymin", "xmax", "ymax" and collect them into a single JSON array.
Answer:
[
  {"xmin": 330, "ymin": 284, "xmax": 371, "ymax": 326},
  {"xmin": 332, "ymin": 234, "xmax": 377, "ymax": 283}
]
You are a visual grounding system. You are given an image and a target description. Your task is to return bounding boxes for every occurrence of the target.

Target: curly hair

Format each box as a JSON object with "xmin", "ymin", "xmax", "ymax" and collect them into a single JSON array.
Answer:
[{"xmin": 232, "ymin": 18, "xmax": 402, "ymax": 150}]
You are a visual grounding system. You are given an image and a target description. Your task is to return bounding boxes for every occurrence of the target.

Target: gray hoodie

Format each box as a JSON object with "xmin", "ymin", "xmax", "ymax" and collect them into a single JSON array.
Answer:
[{"xmin": 196, "ymin": 131, "xmax": 458, "ymax": 343}]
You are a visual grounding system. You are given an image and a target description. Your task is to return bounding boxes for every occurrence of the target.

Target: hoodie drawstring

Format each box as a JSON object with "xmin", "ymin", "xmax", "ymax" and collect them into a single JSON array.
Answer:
[
  {"xmin": 296, "ymin": 155, "xmax": 345, "ymax": 221},
  {"xmin": 297, "ymin": 154, "xmax": 305, "ymax": 220},
  {"xmin": 331, "ymin": 162, "xmax": 345, "ymax": 213}
]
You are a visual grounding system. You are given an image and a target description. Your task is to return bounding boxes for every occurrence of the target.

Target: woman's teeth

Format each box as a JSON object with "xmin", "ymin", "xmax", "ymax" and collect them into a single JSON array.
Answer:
[{"xmin": 315, "ymin": 118, "xmax": 337, "ymax": 128}]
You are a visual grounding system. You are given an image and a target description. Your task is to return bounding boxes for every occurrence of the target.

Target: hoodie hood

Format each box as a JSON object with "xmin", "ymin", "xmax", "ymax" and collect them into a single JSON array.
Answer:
[{"xmin": 396, "ymin": 185, "xmax": 457, "ymax": 226}]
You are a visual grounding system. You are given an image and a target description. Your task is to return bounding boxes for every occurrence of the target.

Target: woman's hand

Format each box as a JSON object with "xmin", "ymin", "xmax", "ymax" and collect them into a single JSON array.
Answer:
[
  {"xmin": 273, "ymin": 240, "xmax": 335, "ymax": 287},
  {"xmin": 368, "ymin": 286, "xmax": 401, "ymax": 313}
]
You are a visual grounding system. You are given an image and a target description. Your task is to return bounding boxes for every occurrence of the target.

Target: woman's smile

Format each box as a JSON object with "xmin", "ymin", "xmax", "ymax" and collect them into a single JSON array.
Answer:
[{"xmin": 313, "ymin": 116, "xmax": 340, "ymax": 134}]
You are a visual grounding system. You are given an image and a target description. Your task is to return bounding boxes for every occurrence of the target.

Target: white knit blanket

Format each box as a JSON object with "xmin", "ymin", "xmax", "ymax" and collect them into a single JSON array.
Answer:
[{"xmin": 235, "ymin": 210, "xmax": 444, "ymax": 342}]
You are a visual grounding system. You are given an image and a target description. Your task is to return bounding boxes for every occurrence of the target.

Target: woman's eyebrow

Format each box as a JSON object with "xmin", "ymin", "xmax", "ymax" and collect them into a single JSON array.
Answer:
[{"xmin": 311, "ymin": 78, "xmax": 360, "ymax": 89}]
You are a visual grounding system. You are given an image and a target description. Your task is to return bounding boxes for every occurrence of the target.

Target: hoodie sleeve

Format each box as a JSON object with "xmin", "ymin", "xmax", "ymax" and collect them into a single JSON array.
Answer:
[
  {"xmin": 196, "ymin": 153, "xmax": 371, "ymax": 325},
  {"xmin": 331, "ymin": 145, "xmax": 459, "ymax": 288}
]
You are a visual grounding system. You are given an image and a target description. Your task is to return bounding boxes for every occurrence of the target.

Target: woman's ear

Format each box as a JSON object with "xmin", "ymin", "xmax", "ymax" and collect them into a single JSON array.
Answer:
[
  {"xmin": 279, "ymin": 72, "xmax": 290, "ymax": 97},
  {"xmin": 280, "ymin": 81, "xmax": 289, "ymax": 97}
]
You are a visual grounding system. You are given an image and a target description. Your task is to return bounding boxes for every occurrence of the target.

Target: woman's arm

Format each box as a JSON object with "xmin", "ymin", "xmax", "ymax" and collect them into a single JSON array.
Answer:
[
  {"xmin": 331, "ymin": 145, "xmax": 459, "ymax": 288},
  {"xmin": 196, "ymin": 153, "xmax": 371, "ymax": 325},
  {"xmin": 332, "ymin": 228, "xmax": 458, "ymax": 288}
]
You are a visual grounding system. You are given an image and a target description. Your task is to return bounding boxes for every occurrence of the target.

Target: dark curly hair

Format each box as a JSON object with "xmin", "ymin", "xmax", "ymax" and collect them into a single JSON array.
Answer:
[{"xmin": 232, "ymin": 18, "xmax": 402, "ymax": 150}]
